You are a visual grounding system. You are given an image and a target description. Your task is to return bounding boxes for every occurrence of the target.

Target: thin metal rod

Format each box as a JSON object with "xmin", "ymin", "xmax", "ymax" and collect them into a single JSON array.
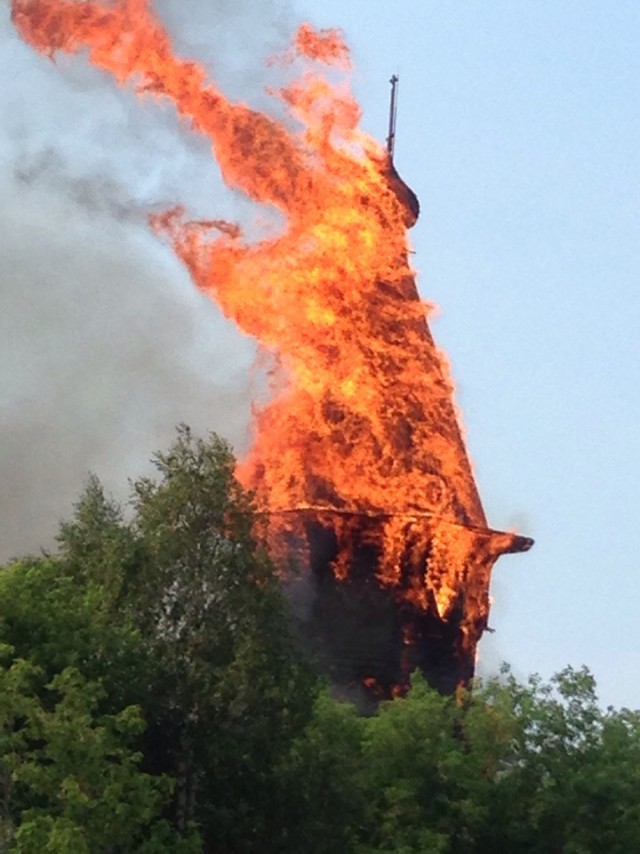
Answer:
[{"xmin": 386, "ymin": 74, "xmax": 399, "ymax": 160}]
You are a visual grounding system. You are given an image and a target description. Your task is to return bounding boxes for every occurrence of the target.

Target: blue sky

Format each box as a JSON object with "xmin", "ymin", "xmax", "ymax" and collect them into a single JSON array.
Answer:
[
  {"xmin": 1, "ymin": 1, "xmax": 638, "ymax": 708},
  {"xmin": 293, "ymin": 0, "xmax": 640, "ymax": 706}
]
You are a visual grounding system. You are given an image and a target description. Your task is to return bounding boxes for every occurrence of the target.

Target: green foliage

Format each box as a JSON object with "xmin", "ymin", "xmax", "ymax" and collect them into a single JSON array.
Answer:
[
  {"xmin": 40, "ymin": 426, "xmax": 311, "ymax": 852},
  {"xmin": 352, "ymin": 673, "xmax": 506, "ymax": 854},
  {"xmin": 2, "ymin": 426, "xmax": 640, "ymax": 852},
  {"xmin": 0, "ymin": 555, "xmax": 169, "ymax": 849},
  {"xmin": 475, "ymin": 666, "xmax": 640, "ymax": 853},
  {"xmin": 5, "ymin": 666, "xmax": 190, "ymax": 854},
  {"xmin": 281, "ymin": 690, "xmax": 365, "ymax": 853}
]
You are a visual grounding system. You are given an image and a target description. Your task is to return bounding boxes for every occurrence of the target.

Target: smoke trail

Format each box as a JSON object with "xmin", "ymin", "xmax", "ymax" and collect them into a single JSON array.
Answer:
[{"xmin": 0, "ymin": 0, "xmax": 291, "ymax": 560}]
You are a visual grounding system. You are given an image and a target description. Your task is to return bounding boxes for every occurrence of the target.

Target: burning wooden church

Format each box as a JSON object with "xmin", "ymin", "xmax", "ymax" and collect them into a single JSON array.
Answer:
[{"xmin": 12, "ymin": 0, "xmax": 533, "ymax": 700}]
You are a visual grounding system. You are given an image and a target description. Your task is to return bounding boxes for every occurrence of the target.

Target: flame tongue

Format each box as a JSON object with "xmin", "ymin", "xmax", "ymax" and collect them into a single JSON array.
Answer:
[{"xmin": 13, "ymin": 0, "xmax": 531, "ymax": 688}]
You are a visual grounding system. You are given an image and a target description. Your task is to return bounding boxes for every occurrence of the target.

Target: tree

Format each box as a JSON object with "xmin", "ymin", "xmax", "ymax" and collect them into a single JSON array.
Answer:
[
  {"xmin": 354, "ymin": 673, "xmax": 503, "ymax": 854},
  {"xmin": 476, "ymin": 666, "xmax": 640, "ymax": 853},
  {"xmin": 326, "ymin": 667, "xmax": 640, "ymax": 853},
  {"xmin": 56, "ymin": 426, "xmax": 315, "ymax": 852},
  {"xmin": 0, "ymin": 559, "xmax": 195, "ymax": 852},
  {"xmin": 280, "ymin": 689, "xmax": 366, "ymax": 853}
]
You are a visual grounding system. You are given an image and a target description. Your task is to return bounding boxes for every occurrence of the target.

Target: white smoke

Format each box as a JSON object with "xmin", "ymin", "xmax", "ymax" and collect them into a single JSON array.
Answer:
[{"xmin": 0, "ymin": 0, "xmax": 292, "ymax": 560}]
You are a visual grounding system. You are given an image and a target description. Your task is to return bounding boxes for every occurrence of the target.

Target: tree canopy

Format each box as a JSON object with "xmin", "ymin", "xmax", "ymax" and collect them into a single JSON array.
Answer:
[{"xmin": 0, "ymin": 427, "xmax": 638, "ymax": 852}]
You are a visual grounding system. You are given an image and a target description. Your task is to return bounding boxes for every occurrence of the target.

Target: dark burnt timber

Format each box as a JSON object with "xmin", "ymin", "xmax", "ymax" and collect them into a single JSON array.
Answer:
[{"xmin": 273, "ymin": 509, "xmax": 533, "ymax": 706}]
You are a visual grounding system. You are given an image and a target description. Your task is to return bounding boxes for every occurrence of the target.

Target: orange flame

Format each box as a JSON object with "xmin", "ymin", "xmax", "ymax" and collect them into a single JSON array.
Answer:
[{"xmin": 12, "ymin": 0, "xmax": 531, "ymax": 684}]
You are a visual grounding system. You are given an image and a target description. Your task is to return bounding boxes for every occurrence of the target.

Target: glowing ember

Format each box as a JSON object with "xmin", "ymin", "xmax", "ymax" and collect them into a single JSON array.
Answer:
[{"xmin": 13, "ymin": 0, "xmax": 532, "ymax": 694}]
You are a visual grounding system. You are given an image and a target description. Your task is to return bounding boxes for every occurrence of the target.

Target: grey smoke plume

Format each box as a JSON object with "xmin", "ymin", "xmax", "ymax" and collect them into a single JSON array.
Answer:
[{"xmin": 0, "ymin": 0, "xmax": 292, "ymax": 561}]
